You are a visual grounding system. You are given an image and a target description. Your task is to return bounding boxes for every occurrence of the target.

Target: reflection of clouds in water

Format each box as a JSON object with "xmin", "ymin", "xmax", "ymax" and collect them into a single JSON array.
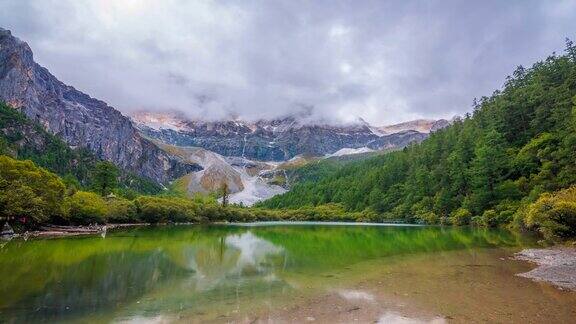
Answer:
[
  {"xmin": 378, "ymin": 312, "xmax": 445, "ymax": 324},
  {"xmin": 337, "ymin": 289, "xmax": 375, "ymax": 302},
  {"xmin": 180, "ymin": 231, "xmax": 284, "ymax": 291},
  {"xmin": 114, "ymin": 315, "xmax": 169, "ymax": 324},
  {"xmin": 225, "ymin": 231, "xmax": 283, "ymax": 270}
]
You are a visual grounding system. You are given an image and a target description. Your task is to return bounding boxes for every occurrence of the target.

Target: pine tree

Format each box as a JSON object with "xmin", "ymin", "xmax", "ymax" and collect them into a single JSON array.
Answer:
[
  {"xmin": 91, "ymin": 161, "xmax": 119, "ymax": 196},
  {"xmin": 469, "ymin": 129, "xmax": 508, "ymax": 212}
]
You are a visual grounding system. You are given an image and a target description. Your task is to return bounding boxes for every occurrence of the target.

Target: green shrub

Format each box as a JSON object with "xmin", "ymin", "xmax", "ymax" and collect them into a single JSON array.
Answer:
[
  {"xmin": 524, "ymin": 186, "xmax": 576, "ymax": 240},
  {"xmin": 417, "ymin": 211, "xmax": 439, "ymax": 224},
  {"xmin": 107, "ymin": 198, "xmax": 137, "ymax": 223},
  {"xmin": 450, "ymin": 208, "xmax": 472, "ymax": 226},
  {"xmin": 135, "ymin": 196, "xmax": 200, "ymax": 223},
  {"xmin": 0, "ymin": 181, "xmax": 48, "ymax": 225},
  {"xmin": 64, "ymin": 191, "xmax": 108, "ymax": 224},
  {"xmin": 0, "ymin": 155, "xmax": 65, "ymax": 226},
  {"xmin": 479, "ymin": 210, "xmax": 499, "ymax": 227}
]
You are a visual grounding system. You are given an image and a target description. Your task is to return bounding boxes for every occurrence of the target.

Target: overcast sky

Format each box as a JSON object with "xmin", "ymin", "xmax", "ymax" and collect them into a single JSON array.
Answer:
[{"xmin": 1, "ymin": 0, "xmax": 575, "ymax": 125}]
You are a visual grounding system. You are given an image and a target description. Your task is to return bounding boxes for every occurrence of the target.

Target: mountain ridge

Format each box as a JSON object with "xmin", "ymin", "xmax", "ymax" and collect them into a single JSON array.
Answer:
[{"xmin": 131, "ymin": 111, "xmax": 449, "ymax": 161}]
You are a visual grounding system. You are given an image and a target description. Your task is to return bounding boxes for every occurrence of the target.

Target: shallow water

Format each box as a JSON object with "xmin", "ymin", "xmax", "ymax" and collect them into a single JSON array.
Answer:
[{"xmin": 0, "ymin": 223, "xmax": 574, "ymax": 323}]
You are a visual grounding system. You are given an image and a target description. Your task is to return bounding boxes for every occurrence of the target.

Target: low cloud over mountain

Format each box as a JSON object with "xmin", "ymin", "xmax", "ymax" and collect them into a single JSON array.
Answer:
[{"xmin": 1, "ymin": 1, "xmax": 575, "ymax": 124}]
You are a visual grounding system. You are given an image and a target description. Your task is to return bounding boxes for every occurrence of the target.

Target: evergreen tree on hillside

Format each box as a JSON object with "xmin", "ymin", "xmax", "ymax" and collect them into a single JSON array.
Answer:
[
  {"xmin": 258, "ymin": 40, "xmax": 576, "ymax": 231},
  {"xmin": 467, "ymin": 129, "xmax": 509, "ymax": 213},
  {"xmin": 91, "ymin": 161, "xmax": 119, "ymax": 196}
]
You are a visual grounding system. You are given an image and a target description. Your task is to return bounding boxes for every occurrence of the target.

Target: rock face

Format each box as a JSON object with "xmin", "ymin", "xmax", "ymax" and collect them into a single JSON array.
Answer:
[
  {"xmin": 159, "ymin": 145, "xmax": 245, "ymax": 194},
  {"xmin": 0, "ymin": 28, "xmax": 200, "ymax": 183},
  {"xmin": 158, "ymin": 143, "xmax": 286, "ymax": 205},
  {"xmin": 132, "ymin": 112, "xmax": 446, "ymax": 161}
]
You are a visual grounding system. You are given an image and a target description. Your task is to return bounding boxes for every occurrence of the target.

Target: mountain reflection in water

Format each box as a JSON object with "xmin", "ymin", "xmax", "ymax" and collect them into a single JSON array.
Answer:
[{"xmin": 0, "ymin": 224, "xmax": 536, "ymax": 322}]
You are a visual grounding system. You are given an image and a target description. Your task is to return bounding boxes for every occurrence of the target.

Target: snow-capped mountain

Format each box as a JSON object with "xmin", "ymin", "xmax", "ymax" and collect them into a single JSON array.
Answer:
[
  {"xmin": 131, "ymin": 111, "xmax": 448, "ymax": 161},
  {"xmin": 130, "ymin": 112, "xmax": 450, "ymax": 205}
]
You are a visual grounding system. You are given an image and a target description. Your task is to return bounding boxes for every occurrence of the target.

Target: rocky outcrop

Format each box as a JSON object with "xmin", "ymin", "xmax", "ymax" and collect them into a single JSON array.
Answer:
[
  {"xmin": 0, "ymin": 28, "xmax": 200, "ymax": 183},
  {"xmin": 132, "ymin": 112, "xmax": 439, "ymax": 161},
  {"xmin": 373, "ymin": 118, "xmax": 450, "ymax": 135},
  {"xmin": 161, "ymin": 145, "xmax": 245, "ymax": 194},
  {"xmin": 157, "ymin": 143, "xmax": 286, "ymax": 205},
  {"xmin": 366, "ymin": 130, "xmax": 429, "ymax": 150}
]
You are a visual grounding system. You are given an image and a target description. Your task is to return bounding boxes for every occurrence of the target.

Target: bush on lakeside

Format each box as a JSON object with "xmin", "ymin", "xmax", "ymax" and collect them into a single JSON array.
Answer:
[
  {"xmin": 63, "ymin": 191, "xmax": 108, "ymax": 225},
  {"xmin": 0, "ymin": 155, "xmax": 65, "ymax": 226},
  {"xmin": 522, "ymin": 186, "xmax": 576, "ymax": 240},
  {"xmin": 472, "ymin": 200, "xmax": 519, "ymax": 228},
  {"xmin": 107, "ymin": 198, "xmax": 137, "ymax": 223},
  {"xmin": 417, "ymin": 211, "xmax": 439, "ymax": 225},
  {"xmin": 249, "ymin": 203, "xmax": 379, "ymax": 223},
  {"xmin": 134, "ymin": 196, "xmax": 201, "ymax": 223},
  {"xmin": 449, "ymin": 208, "xmax": 472, "ymax": 226}
]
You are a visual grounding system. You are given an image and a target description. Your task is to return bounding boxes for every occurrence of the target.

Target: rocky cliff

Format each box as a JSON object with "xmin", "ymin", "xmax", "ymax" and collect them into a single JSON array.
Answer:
[{"xmin": 0, "ymin": 28, "xmax": 200, "ymax": 183}]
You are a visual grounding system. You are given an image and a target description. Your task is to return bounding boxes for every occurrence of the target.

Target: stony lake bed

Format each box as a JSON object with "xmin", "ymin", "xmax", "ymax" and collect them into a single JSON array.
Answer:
[{"xmin": 1, "ymin": 223, "xmax": 575, "ymax": 323}]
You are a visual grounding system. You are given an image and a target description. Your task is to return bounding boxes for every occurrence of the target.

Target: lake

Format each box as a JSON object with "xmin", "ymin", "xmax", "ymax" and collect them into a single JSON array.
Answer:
[{"xmin": 1, "ymin": 223, "xmax": 575, "ymax": 323}]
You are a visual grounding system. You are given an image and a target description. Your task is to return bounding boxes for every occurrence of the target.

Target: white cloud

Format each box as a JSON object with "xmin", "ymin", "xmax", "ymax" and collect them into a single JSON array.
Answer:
[{"xmin": 1, "ymin": 0, "xmax": 575, "ymax": 125}]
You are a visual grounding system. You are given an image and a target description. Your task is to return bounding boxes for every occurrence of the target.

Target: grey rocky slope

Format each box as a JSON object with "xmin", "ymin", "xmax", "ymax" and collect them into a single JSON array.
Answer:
[
  {"xmin": 0, "ymin": 28, "xmax": 200, "ymax": 183},
  {"xmin": 132, "ymin": 111, "xmax": 449, "ymax": 161}
]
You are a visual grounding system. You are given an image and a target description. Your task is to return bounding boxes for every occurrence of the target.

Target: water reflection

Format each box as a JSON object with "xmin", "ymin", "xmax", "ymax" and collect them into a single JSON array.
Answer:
[
  {"xmin": 377, "ymin": 312, "xmax": 446, "ymax": 324},
  {"xmin": 0, "ymin": 224, "xmax": 535, "ymax": 322},
  {"xmin": 178, "ymin": 231, "xmax": 285, "ymax": 293},
  {"xmin": 225, "ymin": 231, "xmax": 283, "ymax": 272}
]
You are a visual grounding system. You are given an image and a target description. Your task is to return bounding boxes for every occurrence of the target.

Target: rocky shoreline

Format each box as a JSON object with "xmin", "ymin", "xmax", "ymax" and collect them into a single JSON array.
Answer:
[
  {"xmin": 0, "ymin": 222, "xmax": 207, "ymax": 240},
  {"xmin": 2, "ymin": 224, "xmax": 146, "ymax": 240},
  {"xmin": 515, "ymin": 247, "xmax": 576, "ymax": 291}
]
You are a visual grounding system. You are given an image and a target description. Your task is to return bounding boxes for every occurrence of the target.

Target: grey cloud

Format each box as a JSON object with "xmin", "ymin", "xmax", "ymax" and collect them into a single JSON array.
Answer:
[{"xmin": 0, "ymin": 0, "xmax": 575, "ymax": 125}]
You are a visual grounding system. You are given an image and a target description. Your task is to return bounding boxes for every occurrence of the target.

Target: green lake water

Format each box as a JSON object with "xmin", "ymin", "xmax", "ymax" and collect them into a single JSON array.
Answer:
[{"xmin": 1, "ymin": 223, "xmax": 575, "ymax": 323}]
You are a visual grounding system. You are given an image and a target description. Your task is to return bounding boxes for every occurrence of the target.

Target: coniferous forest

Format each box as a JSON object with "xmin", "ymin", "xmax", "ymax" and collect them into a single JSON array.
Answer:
[{"xmin": 258, "ymin": 41, "xmax": 576, "ymax": 240}]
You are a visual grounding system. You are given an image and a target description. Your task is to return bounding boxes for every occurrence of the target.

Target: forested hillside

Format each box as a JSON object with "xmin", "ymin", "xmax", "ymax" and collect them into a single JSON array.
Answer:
[
  {"xmin": 281, "ymin": 151, "xmax": 383, "ymax": 186},
  {"xmin": 259, "ymin": 41, "xmax": 576, "ymax": 238},
  {"xmin": 0, "ymin": 102, "xmax": 383, "ymax": 229}
]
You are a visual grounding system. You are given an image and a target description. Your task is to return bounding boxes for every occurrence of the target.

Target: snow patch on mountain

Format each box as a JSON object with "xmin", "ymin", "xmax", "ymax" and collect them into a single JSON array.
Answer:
[
  {"xmin": 326, "ymin": 147, "xmax": 374, "ymax": 157},
  {"xmin": 131, "ymin": 111, "xmax": 189, "ymax": 132},
  {"xmin": 227, "ymin": 167, "xmax": 287, "ymax": 206}
]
